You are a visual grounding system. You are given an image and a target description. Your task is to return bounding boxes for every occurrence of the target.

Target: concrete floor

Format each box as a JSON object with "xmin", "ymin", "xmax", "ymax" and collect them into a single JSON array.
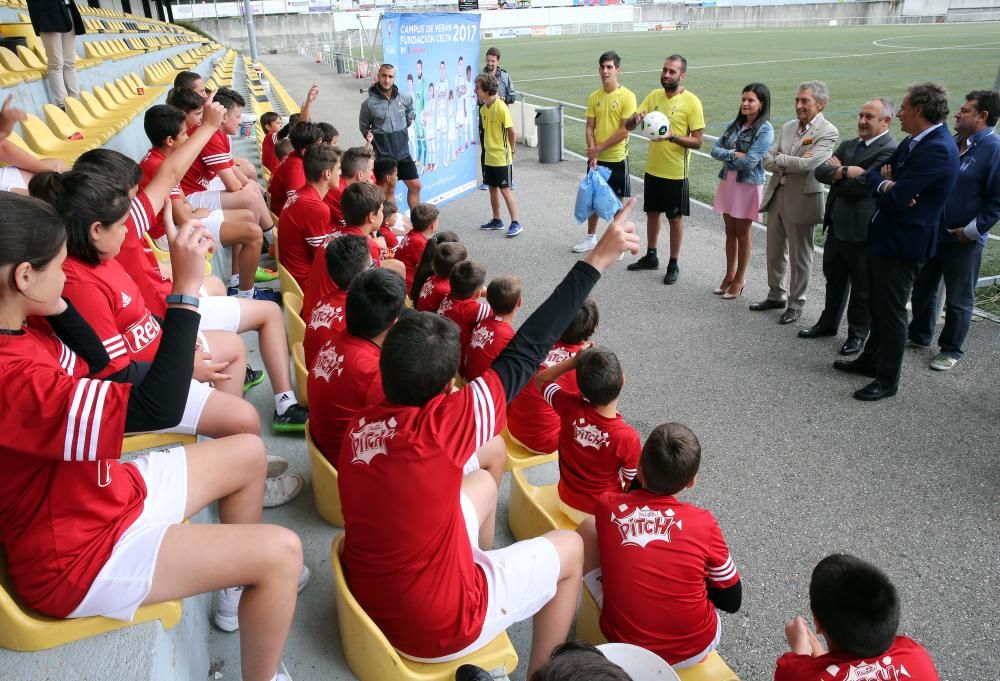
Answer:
[{"xmin": 208, "ymin": 53, "xmax": 1000, "ymax": 681}]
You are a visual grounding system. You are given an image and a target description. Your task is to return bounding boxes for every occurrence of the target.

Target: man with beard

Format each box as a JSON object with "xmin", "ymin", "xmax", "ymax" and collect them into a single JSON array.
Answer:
[
  {"xmin": 360, "ymin": 64, "xmax": 419, "ymax": 209},
  {"xmin": 625, "ymin": 55, "xmax": 704, "ymax": 285}
]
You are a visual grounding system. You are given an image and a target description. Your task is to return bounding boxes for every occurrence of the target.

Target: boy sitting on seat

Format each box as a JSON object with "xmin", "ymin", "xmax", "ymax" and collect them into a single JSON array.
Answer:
[
  {"xmin": 260, "ymin": 111, "xmax": 283, "ymax": 174},
  {"xmin": 776, "ymin": 553, "xmax": 939, "ymax": 680},
  {"xmin": 339, "ymin": 182, "xmax": 406, "ymax": 280},
  {"xmin": 338, "ymin": 200, "xmax": 640, "ymax": 675},
  {"xmin": 438, "ymin": 261, "xmax": 492, "ymax": 373},
  {"xmin": 278, "ymin": 143, "xmax": 341, "ymax": 289},
  {"xmin": 464, "ymin": 275, "xmax": 521, "ymax": 381},
  {"xmin": 396, "ymin": 203, "xmax": 439, "ymax": 291},
  {"xmin": 536, "ymin": 348, "xmax": 641, "ymax": 521},
  {"xmin": 268, "ymin": 121, "xmax": 321, "ymax": 216},
  {"xmin": 578, "ymin": 422, "xmax": 742, "ymax": 668},
  {"xmin": 326, "ymin": 146, "xmax": 375, "ymax": 228},
  {"xmin": 415, "ymin": 241, "xmax": 465, "ymax": 313}
]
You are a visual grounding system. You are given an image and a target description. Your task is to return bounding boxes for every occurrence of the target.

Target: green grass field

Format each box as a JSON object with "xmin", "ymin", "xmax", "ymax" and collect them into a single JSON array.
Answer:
[{"xmin": 482, "ymin": 23, "xmax": 1000, "ymax": 310}]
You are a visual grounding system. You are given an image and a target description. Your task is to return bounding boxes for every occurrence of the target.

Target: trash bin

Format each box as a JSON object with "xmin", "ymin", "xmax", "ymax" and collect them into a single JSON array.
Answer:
[
  {"xmin": 535, "ymin": 106, "xmax": 562, "ymax": 164},
  {"xmin": 335, "ymin": 53, "xmax": 345, "ymax": 74}
]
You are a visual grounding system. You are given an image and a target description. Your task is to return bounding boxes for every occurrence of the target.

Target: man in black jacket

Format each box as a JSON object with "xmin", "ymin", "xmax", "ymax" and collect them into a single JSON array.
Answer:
[
  {"xmin": 360, "ymin": 63, "xmax": 419, "ymax": 209},
  {"xmin": 27, "ymin": 0, "xmax": 85, "ymax": 109}
]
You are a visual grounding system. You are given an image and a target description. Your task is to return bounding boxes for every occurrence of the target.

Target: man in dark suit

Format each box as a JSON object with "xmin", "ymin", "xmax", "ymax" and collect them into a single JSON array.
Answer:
[
  {"xmin": 26, "ymin": 0, "xmax": 85, "ymax": 109},
  {"xmin": 833, "ymin": 82, "xmax": 960, "ymax": 401},
  {"xmin": 800, "ymin": 97, "xmax": 897, "ymax": 355}
]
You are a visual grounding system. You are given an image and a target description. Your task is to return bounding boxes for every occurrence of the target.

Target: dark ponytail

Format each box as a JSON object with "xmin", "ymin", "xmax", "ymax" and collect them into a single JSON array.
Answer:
[
  {"xmin": 0, "ymin": 192, "xmax": 67, "ymax": 290},
  {"xmin": 409, "ymin": 230, "xmax": 459, "ymax": 302}
]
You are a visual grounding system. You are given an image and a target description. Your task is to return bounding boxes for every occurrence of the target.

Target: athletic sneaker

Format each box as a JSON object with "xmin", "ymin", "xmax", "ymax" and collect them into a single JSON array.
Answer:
[
  {"xmin": 243, "ymin": 365, "xmax": 266, "ymax": 394},
  {"xmin": 626, "ymin": 252, "xmax": 659, "ymax": 271},
  {"xmin": 506, "ymin": 221, "xmax": 523, "ymax": 238},
  {"xmin": 254, "ymin": 266, "xmax": 278, "ymax": 283},
  {"xmin": 272, "ymin": 403, "xmax": 308, "ymax": 433},
  {"xmin": 572, "ymin": 234, "xmax": 597, "ymax": 253},
  {"xmin": 213, "ymin": 566, "xmax": 310, "ymax": 633},
  {"xmin": 226, "ymin": 286, "xmax": 282, "ymax": 304},
  {"xmin": 929, "ymin": 353, "xmax": 958, "ymax": 371},
  {"xmin": 479, "ymin": 183, "xmax": 488, "ymax": 191},
  {"xmin": 263, "ymin": 473, "xmax": 305, "ymax": 507},
  {"xmin": 662, "ymin": 263, "xmax": 680, "ymax": 285},
  {"xmin": 480, "ymin": 218, "xmax": 504, "ymax": 231},
  {"xmin": 266, "ymin": 455, "xmax": 288, "ymax": 478}
]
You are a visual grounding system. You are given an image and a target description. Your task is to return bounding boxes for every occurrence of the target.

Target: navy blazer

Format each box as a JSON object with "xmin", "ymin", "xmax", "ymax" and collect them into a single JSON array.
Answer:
[
  {"xmin": 864, "ymin": 124, "xmax": 959, "ymax": 262},
  {"xmin": 27, "ymin": 0, "xmax": 85, "ymax": 36}
]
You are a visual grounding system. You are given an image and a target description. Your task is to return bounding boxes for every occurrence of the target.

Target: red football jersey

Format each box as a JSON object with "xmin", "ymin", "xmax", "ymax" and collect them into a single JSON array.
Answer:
[
  {"xmin": 0, "ymin": 327, "xmax": 143, "ymax": 618},
  {"xmin": 596, "ymin": 490, "xmax": 740, "ymax": 664},
  {"xmin": 416, "ymin": 273, "xmax": 450, "ymax": 313},
  {"xmin": 180, "ymin": 127, "xmax": 234, "ymax": 195},
  {"xmin": 543, "ymin": 383, "xmax": 640, "ymax": 514},
  {"xmin": 303, "ymin": 286, "xmax": 347, "ymax": 371},
  {"xmin": 340, "ymin": 224, "xmax": 382, "ymax": 265},
  {"xmin": 138, "ymin": 147, "xmax": 184, "ymax": 239},
  {"xmin": 278, "ymin": 185, "xmax": 333, "ymax": 288},
  {"xmin": 308, "ymin": 332, "xmax": 383, "ymax": 467},
  {"xmin": 323, "ymin": 177, "xmax": 347, "ymax": 228},
  {"xmin": 268, "ymin": 150, "xmax": 305, "ymax": 216},
  {"xmin": 378, "ymin": 223, "xmax": 399, "ymax": 251},
  {"xmin": 438, "ymin": 296, "xmax": 491, "ymax": 372},
  {"xmin": 114, "ymin": 192, "xmax": 171, "ymax": 318},
  {"xmin": 261, "ymin": 130, "xmax": 279, "ymax": 174},
  {"xmin": 62, "ymin": 257, "xmax": 162, "ymax": 378},
  {"xmin": 774, "ymin": 637, "xmax": 940, "ymax": 681},
  {"xmin": 395, "ymin": 230, "xmax": 428, "ymax": 292},
  {"xmin": 507, "ymin": 342, "xmax": 584, "ymax": 453},
  {"xmin": 339, "ymin": 371, "xmax": 507, "ymax": 658},
  {"xmin": 464, "ymin": 316, "xmax": 515, "ymax": 381}
]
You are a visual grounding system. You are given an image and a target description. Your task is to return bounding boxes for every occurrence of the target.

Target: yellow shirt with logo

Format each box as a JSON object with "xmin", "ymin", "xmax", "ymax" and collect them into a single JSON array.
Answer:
[
  {"xmin": 586, "ymin": 85, "xmax": 637, "ymax": 163},
  {"xmin": 480, "ymin": 98, "xmax": 514, "ymax": 167},
  {"xmin": 637, "ymin": 88, "xmax": 705, "ymax": 180}
]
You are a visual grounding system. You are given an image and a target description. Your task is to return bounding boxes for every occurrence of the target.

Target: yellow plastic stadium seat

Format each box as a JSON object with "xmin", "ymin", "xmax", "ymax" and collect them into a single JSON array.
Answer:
[
  {"xmin": 331, "ymin": 535, "xmax": 518, "ymax": 680},
  {"xmin": 15, "ymin": 44, "xmax": 46, "ymax": 72},
  {"xmin": 502, "ymin": 427, "xmax": 556, "ymax": 471},
  {"xmin": 306, "ymin": 422, "xmax": 342, "ymax": 526},
  {"xmin": 64, "ymin": 96, "xmax": 126, "ymax": 133},
  {"xmin": 43, "ymin": 104, "xmax": 115, "ymax": 145},
  {"xmin": 0, "ymin": 46, "xmax": 40, "ymax": 81},
  {"xmin": 292, "ymin": 342, "xmax": 308, "ymax": 408},
  {"xmin": 283, "ymin": 291, "xmax": 305, "ymax": 350},
  {"xmin": 121, "ymin": 433, "xmax": 197, "ymax": 454},
  {"xmin": 19, "ymin": 115, "xmax": 100, "ymax": 157},
  {"xmin": 144, "ymin": 233, "xmax": 170, "ymax": 263},
  {"xmin": 575, "ymin": 585, "xmax": 604, "ymax": 646},
  {"xmin": 0, "ymin": 550, "xmax": 182, "ymax": 652},
  {"xmin": 507, "ymin": 466, "xmax": 579, "ymax": 541},
  {"xmin": 277, "ymin": 262, "xmax": 303, "ymax": 300}
]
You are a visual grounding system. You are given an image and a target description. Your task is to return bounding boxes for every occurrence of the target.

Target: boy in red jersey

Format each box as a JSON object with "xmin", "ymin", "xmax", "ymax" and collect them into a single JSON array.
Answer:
[
  {"xmin": 278, "ymin": 144, "xmax": 341, "ymax": 288},
  {"xmin": 260, "ymin": 111, "xmax": 282, "ymax": 174},
  {"xmin": 340, "ymin": 181, "xmax": 406, "ymax": 280},
  {"xmin": 274, "ymin": 138, "xmax": 293, "ymax": 166},
  {"xmin": 776, "ymin": 554, "xmax": 939, "ymax": 681},
  {"xmin": 507, "ymin": 299, "xmax": 599, "ymax": 454},
  {"xmin": 303, "ymin": 235, "xmax": 371, "ymax": 370},
  {"xmin": 338, "ymin": 199, "xmax": 642, "ymax": 676},
  {"xmin": 579, "ymin": 422, "xmax": 742, "ymax": 668},
  {"xmin": 378, "ymin": 200, "xmax": 401, "ymax": 254},
  {"xmin": 415, "ymin": 241, "xmax": 465, "ymax": 313},
  {"xmin": 268, "ymin": 121, "xmax": 322, "ymax": 216},
  {"xmin": 438, "ymin": 261, "xmax": 491, "ymax": 373},
  {"xmin": 536, "ymin": 347, "xmax": 640, "ymax": 520},
  {"xmin": 396, "ymin": 202, "xmax": 439, "ymax": 291},
  {"xmin": 325, "ymin": 146, "xmax": 375, "ymax": 229},
  {"xmin": 464, "ymin": 275, "xmax": 521, "ymax": 381}
]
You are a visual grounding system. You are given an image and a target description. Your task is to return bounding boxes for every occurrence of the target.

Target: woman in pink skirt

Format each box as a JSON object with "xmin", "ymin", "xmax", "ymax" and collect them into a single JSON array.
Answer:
[{"xmin": 710, "ymin": 84, "xmax": 773, "ymax": 299}]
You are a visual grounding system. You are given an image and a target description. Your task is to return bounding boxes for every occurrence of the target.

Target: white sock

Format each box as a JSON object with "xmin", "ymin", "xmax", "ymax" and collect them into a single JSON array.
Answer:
[
  {"xmin": 274, "ymin": 391, "xmax": 297, "ymax": 415},
  {"xmin": 236, "ymin": 288, "xmax": 253, "ymax": 299},
  {"xmin": 230, "ymin": 274, "xmax": 240, "ymax": 287}
]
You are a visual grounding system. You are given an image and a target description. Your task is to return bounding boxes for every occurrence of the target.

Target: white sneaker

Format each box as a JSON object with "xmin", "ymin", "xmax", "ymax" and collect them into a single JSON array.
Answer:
[
  {"xmin": 263, "ymin": 474, "xmax": 304, "ymax": 508},
  {"xmin": 214, "ymin": 586, "xmax": 243, "ymax": 632},
  {"xmin": 275, "ymin": 661, "xmax": 293, "ymax": 681},
  {"xmin": 297, "ymin": 564, "xmax": 311, "ymax": 593},
  {"xmin": 571, "ymin": 234, "xmax": 597, "ymax": 253},
  {"xmin": 266, "ymin": 454, "xmax": 288, "ymax": 478}
]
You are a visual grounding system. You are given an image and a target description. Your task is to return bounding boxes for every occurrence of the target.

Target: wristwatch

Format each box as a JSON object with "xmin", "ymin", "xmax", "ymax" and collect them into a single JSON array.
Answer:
[{"xmin": 165, "ymin": 294, "xmax": 201, "ymax": 308}]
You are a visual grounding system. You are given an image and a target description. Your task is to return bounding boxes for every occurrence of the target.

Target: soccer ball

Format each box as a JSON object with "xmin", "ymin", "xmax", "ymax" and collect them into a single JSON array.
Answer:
[{"xmin": 639, "ymin": 111, "xmax": 671, "ymax": 141}]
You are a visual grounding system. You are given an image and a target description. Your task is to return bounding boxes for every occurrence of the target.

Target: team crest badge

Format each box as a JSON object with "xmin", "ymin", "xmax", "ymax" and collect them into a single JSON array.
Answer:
[
  {"xmin": 312, "ymin": 343, "xmax": 345, "ymax": 382},
  {"xmin": 544, "ymin": 346, "xmax": 573, "ymax": 368},
  {"xmin": 350, "ymin": 416, "xmax": 397, "ymax": 465},
  {"xmin": 573, "ymin": 419, "xmax": 609, "ymax": 449},
  {"xmin": 611, "ymin": 505, "xmax": 682, "ymax": 548},
  {"xmin": 840, "ymin": 658, "xmax": 912, "ymax": 681},
  {"xmin": 419, "ymin": 278, "xmax": 434, "ymax": 300},
  {"xmin": 309, "ymin": 302, "xmax": 344, "ymax": 330},
  {"xmin": 470, "ymin": 325, "xmax": 494, "ymax": 350},
  {"xmin": 438, "ymin": 297, "xmax": 454, "ymax": 314}
]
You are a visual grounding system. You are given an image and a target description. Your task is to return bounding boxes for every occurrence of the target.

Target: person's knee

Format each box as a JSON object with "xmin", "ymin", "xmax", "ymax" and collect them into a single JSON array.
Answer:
[
  {"xmin": 476, "ymin": 435, "xmax": 507, "ymax": 472},
  {"xmin": 228, "ymin": 433, "xmax": 267, "ymax": 475},
  {"xmin": 462, "ymin": 469, "xmax": 498, "ymax": 512},
  {"xmin": 260, "ymin": 525, "xmax": 304, "ymax": 580},
  {"xmin": 545, "ymin": 529, "xmax": 584, "ymax": 579},
  {"xmin": 233, "ymin": 398, "xmax": 261, "ymax": 435}
]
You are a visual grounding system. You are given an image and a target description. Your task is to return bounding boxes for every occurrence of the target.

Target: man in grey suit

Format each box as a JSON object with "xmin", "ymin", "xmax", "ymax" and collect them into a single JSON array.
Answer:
[
  {"xmin": 800, "ymin": 98, "xmax": 897, "ymax": 355},
  {"xmin": 751, "ymin": 81, "xmax": 839, "ymax": 324}
]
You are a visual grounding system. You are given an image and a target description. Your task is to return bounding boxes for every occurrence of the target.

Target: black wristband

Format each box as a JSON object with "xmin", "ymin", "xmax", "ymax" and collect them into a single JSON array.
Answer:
[{"xmin": 165, "ymin": 294, "xmax": 200, "ymax": 308}]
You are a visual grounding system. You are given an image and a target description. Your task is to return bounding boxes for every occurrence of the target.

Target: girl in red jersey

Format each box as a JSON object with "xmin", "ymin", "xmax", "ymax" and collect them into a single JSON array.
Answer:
[{"xmin": 0, "ymin": 192, "xmax": 301, "ymax": 681}]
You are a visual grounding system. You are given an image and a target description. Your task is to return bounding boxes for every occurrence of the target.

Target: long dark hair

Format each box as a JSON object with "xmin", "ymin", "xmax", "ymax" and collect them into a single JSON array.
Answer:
[
  {"xmin": 409, "ymin": 230, "xmax": 459, "ymax": 302},
  {"xmin": 0, "ymin": 193, "xmax": 67, "ymax": 292},
  {"xmin": 721, "ymin": 82, "xmax": 771, "ymax": 144}
]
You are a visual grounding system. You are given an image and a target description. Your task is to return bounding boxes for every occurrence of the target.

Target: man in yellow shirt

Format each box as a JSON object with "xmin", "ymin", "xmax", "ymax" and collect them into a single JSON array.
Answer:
[
  {"xmin": 575, "ymin": 50, "xmax": 637, "ymax": 254},
  {"xmin": 626, "ymin": 54, "xmax": 705, "ymax": 284},
  {"xmin": 476, "ymin": 73, "xmax": 522, "ymax": 237}
]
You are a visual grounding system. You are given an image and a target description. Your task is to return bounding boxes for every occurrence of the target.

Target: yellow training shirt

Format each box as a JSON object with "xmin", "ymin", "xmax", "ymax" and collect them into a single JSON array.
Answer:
[
  {"xmin": 480, "ymin": 98, "xmax": 514, "ymax": 167},
  {"xmin": 637, "ymin": 88, "xmax": 705, "ymax": 180},
  {"xmin": 586, "ymin": 85, "xmax": 637, "ymax": 163}
]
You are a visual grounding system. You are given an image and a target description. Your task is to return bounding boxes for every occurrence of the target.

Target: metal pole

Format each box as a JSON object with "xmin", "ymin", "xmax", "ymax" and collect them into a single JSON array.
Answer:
[
  {"xmin": 994, "ymin": 62, "xmax": 1000, "ymax": 92},
  {"xmin": 243, "ymin": 0, "xmax": 260, "ymax": 61}
]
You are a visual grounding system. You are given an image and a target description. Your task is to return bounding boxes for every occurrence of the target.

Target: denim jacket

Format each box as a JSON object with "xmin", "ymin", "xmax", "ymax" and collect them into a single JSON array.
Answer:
[{"xmin": 710, "ymin": 119, "xmax": 774, "ymax": 185}]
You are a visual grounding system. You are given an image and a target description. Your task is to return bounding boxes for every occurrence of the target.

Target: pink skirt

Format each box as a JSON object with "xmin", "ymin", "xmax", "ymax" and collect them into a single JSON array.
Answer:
[{"xmin": 713, "ymin": 170, "xmax": 763, "ymax": 222}]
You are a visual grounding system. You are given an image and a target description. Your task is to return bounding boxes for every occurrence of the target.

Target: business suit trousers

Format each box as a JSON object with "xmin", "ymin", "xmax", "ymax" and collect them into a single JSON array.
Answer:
[
  {"xmin": 765, "ymin": 186, "xmax": 816, "ymax": 310},
  {"xmin": 908, "ymin": 241, "xmax": 984, "ymax": 360},
  {"xmin": 856, "ymin": 254, "xmax": 920, "ymax": 388},
  {"xmin": 816, "ymin": 230, "xmax": 869, "ymax": 339},
  {"xmin": 40, "ymin": 30, "xmax": 80, "ymax": 107}
]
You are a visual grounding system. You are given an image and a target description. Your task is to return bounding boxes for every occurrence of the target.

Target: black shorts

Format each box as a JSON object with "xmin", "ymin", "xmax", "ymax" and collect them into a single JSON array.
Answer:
[
  {"xmin": 592, "ymin": 159, "xmax": 631, "ymax": 198},
  {"xmin": 643, "ymin": 174, "xmax": 689, "ymax": 217},
  {"xmin": 396, "ymin": 158, "xmax": 419, "ymax": 182},
  {"xmin": 483, "ymin": 165, "xmax": 512, "ymax": 189}
]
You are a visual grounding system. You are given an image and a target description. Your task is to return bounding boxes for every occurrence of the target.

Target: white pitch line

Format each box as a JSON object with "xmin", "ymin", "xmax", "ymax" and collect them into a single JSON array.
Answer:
[{"xmin": 515, "ymin": 40, "xmax": 1000, "ymax": 84}]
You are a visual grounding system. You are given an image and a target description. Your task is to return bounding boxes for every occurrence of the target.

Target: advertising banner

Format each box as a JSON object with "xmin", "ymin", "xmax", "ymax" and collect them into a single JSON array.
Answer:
[{"xmin": 382, "ymin": 12, "xmax": 482, "ymax": 208}]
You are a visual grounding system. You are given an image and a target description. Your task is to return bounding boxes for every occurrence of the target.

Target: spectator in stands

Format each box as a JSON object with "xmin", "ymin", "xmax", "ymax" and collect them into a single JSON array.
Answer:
[
  {"xmin": 268, "ymin": 120, "xmax": 322, "ymax": 216},
  {"xmin": 438, "ymin": 260, "xmax": 492, "ymax": 381},
  {"xmin": 374, "ymin": 157, "xmax": 399, "ymax": 202},
  {"xmin": 710, "ymin": 83, "xmax": 774, "ymax": 300},
  {"xmin": 278, "ymin": 144, "xmax": 341, "ymax": 289},
  {"xmin": 325, "ymin": 145, "xmax": 374, "ymax": 228},
  {"xmin": 378, "ymin": 200, "xmax": 401, "ymax": 254},
  {"xmin": 479, "ymin": 46, "xmax": 517, "ymax": 190},
  {"xmin": 458, "ymin": 642, "xmax": 632, "ymax": 681},
  {"xmin": 174, "ymin": 70, "xmax": 207, "ymax": 97},
  {"xmin": 360, "ymin": 63, "xmax": 420, "ymax": 209},
  {"xmin": 411, "ymin": 233, "xmax": 462, "ymax": 312},
  {"xmin": 274, "ymin": 138, "xmax": 293, "ymax": 166},
  {"xmin": 317, "ymin": 121, "xmax": 339, "ymax": 146},
  {"xmin": 260, "ymin": 111, "xmax": 283, "ymax": 174},
  {"xmin": 464, "ymin": 275, "xmax": 521, "ymax": 381},
  {"xmin": 396, "ymin": 202, "xmax": 439, "ymax": 291},
  {"xmin": 27, "ymin": 0, "xmax": 85, "ymax": 110}
]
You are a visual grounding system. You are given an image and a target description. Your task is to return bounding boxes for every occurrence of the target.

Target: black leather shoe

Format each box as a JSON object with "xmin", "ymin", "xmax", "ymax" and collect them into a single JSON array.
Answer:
[
  {"xmin": 626, "ymin": 253, "xmax": 659, "ymax": 271},
  {"xmin": 798, "ymin": 324, "xmax": 836, "ymax": 338},
  {"xmin": 662, "ymin": 264, "xmax": 680, "ymax": 285},
  {"xmin": 853, "ymin": 380, "xmax": 898, "ymax": 401},
  {"xmin": 840, "ymin": 337, "xmax": 864, "ymax": 355},
  {"xmin": 455, "ymin": 665, "xmax": 494, "ymax": 681},
  {"xmin": 749, "ymin": 299, "xmax": 785, "ymax": 311},
  {"xmin": 779, "ymin": 308, "xmax": 801, "ymax": 324},
  {"xmin": 833, "ymin": 359, "xmax": 876, "ymax": 377}
]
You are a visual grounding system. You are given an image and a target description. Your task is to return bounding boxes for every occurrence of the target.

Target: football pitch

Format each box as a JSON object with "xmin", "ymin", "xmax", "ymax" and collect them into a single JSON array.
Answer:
[{"xmin": 486, "ymin": 22, "xmax": 1000, "ymax": 307}]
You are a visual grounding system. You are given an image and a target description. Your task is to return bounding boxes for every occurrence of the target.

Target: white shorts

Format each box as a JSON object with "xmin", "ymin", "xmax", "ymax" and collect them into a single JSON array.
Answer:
[
  {"xmin": 401, "ymin": 493, "xmax": 561, "ymax": 663},
  {"xmin": 202, "ymin": 208, "xmax": 226, "ymax": 242},
  {"xmin": 187, "ymin": 190, "xmax": 223, "ymax": 211},
  {"xmin": 148, "ymin": 379, "xmax": 213, "ymax": 435},
  {"xmin": 197, "ymin": 295, "xmax": 242, "ymax": 333},
  {"xmin": 67, "ymin": 447, "xmax": 188, "ymax": 621},
  {"xmin": 0, "ymin": 166, "xmax": 27, "ymax": 192},
  {"xmin": 206, "ymin": 176, "xmax": 226, "ymax": 191},
  {"xmin": 462, "ymin": 452, "xmax": 480, "ymax": 476}
]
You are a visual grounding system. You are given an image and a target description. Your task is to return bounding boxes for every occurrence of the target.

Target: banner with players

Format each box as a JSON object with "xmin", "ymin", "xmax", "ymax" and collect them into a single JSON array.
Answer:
[{"xmin": 382, "ymin": 12, "xmax": 481, "ymax": 207}]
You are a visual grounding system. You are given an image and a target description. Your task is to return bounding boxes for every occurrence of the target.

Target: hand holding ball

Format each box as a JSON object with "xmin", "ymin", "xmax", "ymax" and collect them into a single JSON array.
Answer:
[{"xmin": 639, "ymin": 111, "xmax": 671, "ymax": 141}]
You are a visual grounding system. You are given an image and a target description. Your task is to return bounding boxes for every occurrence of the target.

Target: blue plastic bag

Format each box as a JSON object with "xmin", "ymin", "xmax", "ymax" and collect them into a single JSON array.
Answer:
[{"xmin": 574, "ymin": 167, "xmax": 623, "ymax": 223}]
